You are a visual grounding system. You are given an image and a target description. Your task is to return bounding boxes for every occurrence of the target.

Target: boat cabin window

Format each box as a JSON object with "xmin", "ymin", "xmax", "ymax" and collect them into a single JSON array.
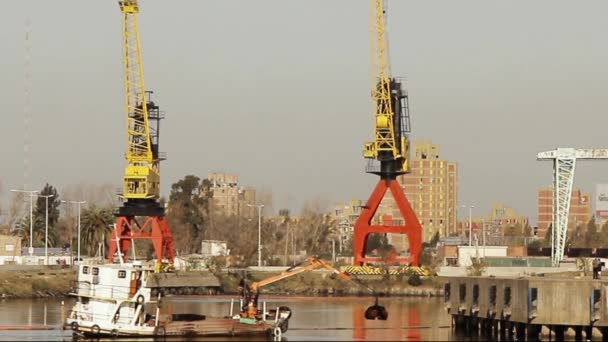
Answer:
[
  {"xmin": 92, "ymin": 267, "xmax": 99, "ymax": 276},
  {"xmin": 82, "ymin": 266, "xmax": 89, "ymax": 274},
  {"xmin": 118, "ymin": 270, "xmax": 127, "ymax": 279}
]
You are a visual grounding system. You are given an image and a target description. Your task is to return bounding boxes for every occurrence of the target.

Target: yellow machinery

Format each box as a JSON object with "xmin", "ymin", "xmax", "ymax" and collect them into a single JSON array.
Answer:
[
  {"xmin": 353, "ymin": 0, "xmax": 423, "ymax": 266},
  {"xmin": 363, "ymin": 0, "xmax": 410, "ymax": 172},
  {"xmin": 109, "ymin": 0, "xmax": 175, "ymax": 265},
  {"xmin": 119, "ymin": 0, "xmax": 161, "ymax": 201}
]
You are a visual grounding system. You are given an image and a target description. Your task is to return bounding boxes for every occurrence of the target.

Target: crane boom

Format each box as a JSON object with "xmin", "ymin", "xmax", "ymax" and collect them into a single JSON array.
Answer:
[{"xmin": 120, "ymin": 0, "xmax": 160, "ymax": 200}]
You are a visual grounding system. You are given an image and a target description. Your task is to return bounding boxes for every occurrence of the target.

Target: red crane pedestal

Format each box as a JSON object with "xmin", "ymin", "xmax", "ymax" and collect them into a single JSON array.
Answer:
[
  {"xmin": 353, "ymin": 178, "xmax": 422, "ymax": 266},
  {"xmin": 108, "ymin": 216, "xmax": 175, "ymax": 264}
]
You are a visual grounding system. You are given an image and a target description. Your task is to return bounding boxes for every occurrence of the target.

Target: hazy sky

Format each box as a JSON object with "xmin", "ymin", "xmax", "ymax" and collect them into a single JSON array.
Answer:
[{"xmin": 2, "ymin": 1, "xmax": 608, "ymax": 223}]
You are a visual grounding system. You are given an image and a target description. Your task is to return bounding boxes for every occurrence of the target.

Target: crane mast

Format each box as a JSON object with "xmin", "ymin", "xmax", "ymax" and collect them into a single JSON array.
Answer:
[
  {"xmin": 120, "ymin": 0, "xmax": 160, "ymax": 201},
  {"xmin": 108, "ymin": 0, "xmax": 175, "ymax": 269},
  {"xmin": 364, "ymin": 0, "xmax": 410, "ymax": 176},
  {"xmin": 352, "ymin": 0, "xmax": 422, "ymax": 266}
]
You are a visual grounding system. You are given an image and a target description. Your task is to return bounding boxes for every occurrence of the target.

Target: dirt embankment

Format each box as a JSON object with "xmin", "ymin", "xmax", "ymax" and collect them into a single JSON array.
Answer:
[
  {"xmin": 0, "ymin": 267, "xmax": 75, "ymax": 299},
  {"xmin": 0, "ymin": 267, "xmax": 444, "ymax": 299},
  {"xmin": 215, "ymin": 270, "xmax": 444, "ymax": 297}
]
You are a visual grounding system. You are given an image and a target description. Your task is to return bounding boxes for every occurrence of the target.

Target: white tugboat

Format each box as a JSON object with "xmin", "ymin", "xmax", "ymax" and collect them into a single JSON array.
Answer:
[{"xmin": 65, "ymin": 262, "xmax": 292, "ymax": 338}]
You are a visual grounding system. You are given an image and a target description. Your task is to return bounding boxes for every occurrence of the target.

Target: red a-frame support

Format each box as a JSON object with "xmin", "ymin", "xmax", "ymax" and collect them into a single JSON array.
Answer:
[
  {"xmin": 353, "ymin": 178, "xmax": 422, "ymax": 266},
  {"xmin": 108, "ymin": 216, "xmax": 175, "ymax": 264}
]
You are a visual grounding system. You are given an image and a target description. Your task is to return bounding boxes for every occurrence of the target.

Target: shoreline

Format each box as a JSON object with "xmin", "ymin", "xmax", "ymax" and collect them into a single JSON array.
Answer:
[{"xmin": 0, "ymin": 267, "xmax": 443, "ymax": 299}]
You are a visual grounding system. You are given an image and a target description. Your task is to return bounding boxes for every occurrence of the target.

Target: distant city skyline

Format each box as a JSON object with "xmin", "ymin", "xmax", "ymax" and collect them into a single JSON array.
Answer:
[{"xmin": 2, "ymin": 1, "xmax": 608, "ymax": 221}]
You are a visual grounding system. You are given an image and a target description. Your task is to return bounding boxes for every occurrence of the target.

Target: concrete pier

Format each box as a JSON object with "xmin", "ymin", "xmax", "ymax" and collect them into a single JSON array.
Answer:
[{"xmin": 444, "ymin": 276, "xmax": 608, "ymax": 340}]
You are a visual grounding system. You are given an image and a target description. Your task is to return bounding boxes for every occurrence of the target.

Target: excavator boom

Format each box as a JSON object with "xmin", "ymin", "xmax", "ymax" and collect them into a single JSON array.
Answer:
[
  {"xmin": 240, "ymin": 257, "xmax": 386, "ymax": 320},
  {"xmin": 251, "ymin": 257, "xmax": 359, "ymax": 291}
]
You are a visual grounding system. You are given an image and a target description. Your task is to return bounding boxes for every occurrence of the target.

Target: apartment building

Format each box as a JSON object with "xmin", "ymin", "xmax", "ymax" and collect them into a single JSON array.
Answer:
[
  {"xmin": 395, "ymin": 141, "xmax": 458, "ymax": 242},
  {"xmin": 330, "ymin": 199, "xmax": 394, "ymax": 250},
  {"xmin": 537, "ymin": 187, "xmax": 591, "ymax": 238},
  {"xmin": 208, "ymin": 172, "xmax": 256, "ymax": 218},
  {"xmin": 457, "ymin": 203, "xmax": 529, "ymax": 244}
]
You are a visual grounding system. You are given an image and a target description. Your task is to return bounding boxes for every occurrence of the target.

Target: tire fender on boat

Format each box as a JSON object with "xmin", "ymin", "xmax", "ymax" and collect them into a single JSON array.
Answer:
[
  {"xmin": 70, "ymin": 321, "xmax": 79, "ymax": 331},
  {"xmin": 154, "ymin": 326, "xmax": 166, "ymax": 336},
  {"xmin": 136, "ymin": 294, "xmax": 145, "ymax": 305},
  {"xmin": 91, "ymin": 324, "xmax": 101, "ymax": 335},
  {"xmin": 111, "ymin": 329, "xmax": 119, "ymax": 337},
  {"xmin": 273, "ymin": 326, "xmax": 282, "ymax": 338},
  {"xmin": 279, "ymin": 319, "xmax": 289, "ymax": 333}
]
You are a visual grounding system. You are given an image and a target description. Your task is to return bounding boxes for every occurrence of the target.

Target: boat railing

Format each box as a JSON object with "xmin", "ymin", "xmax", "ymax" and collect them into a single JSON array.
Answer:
[
  {"xmin": 68, "ymin": 308, "xmax": 114, "ymax": 323},
  {"xmin": 73, "ymin": 280, "xmax": 136, "ymax": 300}
]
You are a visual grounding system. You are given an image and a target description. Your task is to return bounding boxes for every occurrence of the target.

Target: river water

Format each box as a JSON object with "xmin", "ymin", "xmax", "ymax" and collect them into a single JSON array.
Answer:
[{"xmin": 0, "ymin": 296, "xmax": 468, "ymax": 341}]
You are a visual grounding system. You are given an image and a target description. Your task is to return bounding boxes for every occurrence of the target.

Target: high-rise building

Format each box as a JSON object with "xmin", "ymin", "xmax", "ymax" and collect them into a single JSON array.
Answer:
[
  {"xmin": 208, "ymin": 172, "xmax": 256, "ymax": 218},
  {"xmin": 384, "ymin": 140, "xmax": 458, "ymax": 243},
  {"xmin": 537, "ymin": 187, "xmax": 591, "ymax": 238}
]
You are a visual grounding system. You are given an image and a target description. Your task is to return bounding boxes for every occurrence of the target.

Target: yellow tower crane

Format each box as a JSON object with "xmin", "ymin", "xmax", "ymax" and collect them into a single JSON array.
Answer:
[
  {"xmin": 120, "ymin": 0, "xmax": 159, "ymax": 200},
  {"xmin": 352, "ymin": 0, "xmax": 422, "ymax": 267},
  {"xmin": 108, "ymin": 0, "xmax": 175, "ymax": 268}
]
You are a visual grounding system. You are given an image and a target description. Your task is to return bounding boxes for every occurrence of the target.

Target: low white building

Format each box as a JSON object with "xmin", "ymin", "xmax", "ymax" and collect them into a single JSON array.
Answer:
[
  {"xmin": 201, "ymin": 240, "xmax": 229, "ymax": 257},
  {"xmin": 174, "ymin": 254, "xmax": 208, "ymax": 271},
  {"xmin": 457, "ymin": 246, "xmax": 508, "ymax": 267}
]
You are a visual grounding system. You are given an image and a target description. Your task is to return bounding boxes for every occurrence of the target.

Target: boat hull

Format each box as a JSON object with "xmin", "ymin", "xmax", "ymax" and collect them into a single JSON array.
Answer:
[{"xmin": 66, "ymin": 316, "xmax": 288, "ymax": 338}]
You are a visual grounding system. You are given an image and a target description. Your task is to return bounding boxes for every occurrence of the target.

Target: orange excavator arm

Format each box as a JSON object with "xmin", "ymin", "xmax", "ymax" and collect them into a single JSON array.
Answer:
[
  {"xmin": 239, "ymin": 256, "xmax": 387, "ymax": 320},
  {"xmin": 249, "ymin": 256, "xmax": 366, "ymax": 292}
]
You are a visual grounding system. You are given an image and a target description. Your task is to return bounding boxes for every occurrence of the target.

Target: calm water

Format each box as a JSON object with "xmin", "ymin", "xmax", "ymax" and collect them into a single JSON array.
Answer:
[{"xmin": 0, "ymin": 296, "xmax": 465, "ymax": 341}]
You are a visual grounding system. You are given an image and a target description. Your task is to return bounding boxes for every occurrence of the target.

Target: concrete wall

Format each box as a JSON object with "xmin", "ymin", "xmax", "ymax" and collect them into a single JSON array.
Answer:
[
  {"xmin": 0, "ymin": 235, "xmax": 21, "ymax": 257},
  {"xmin": 457, "ymin": 246, "xmax": 508, "ymax": 266},
  {"xmin": 437, "ymin": 265, "xmax": 578, "ymax": 277},
  {"xmin": 445, "ymin": 276, "xmax": 608, "ymax": 327},
  {"xmin": 507, "ymin": 246, "xmax": 527, "ymax": 257}
]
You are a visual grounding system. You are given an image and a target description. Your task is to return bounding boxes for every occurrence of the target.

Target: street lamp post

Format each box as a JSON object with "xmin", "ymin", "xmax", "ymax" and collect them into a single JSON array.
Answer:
[
  {"xmin": 10, "ymin": 189, "xmax": 39, "ymax": 256},
  {"xmin": 462, "ymin": 204, "xmax": 475, "ymax": 246},
  {"xmin": 247, "ymin": 204, "xmax": 264, "ymax": 267},
  {"xmin": 61, "ymin": 200, "xmax": 86, "ymax": 263},
  {"xmin": 33, "ymin": 194, "xmax": 54, "ymax": 265}
]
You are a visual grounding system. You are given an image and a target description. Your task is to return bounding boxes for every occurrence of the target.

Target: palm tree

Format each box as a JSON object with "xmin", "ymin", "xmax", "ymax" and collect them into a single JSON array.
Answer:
[
  {"xmin": 80, "ymin": 205, "xmax": 114, "ymax": 257},
  {"xmin": 15, "ymin": 215, "xmax": 58, "ymax": 249}
]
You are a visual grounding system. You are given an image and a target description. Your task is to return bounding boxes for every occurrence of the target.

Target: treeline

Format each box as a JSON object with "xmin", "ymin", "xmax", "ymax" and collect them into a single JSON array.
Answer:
[
  {"xmin": 166, "ymin": 175, "xmax": 340, "ymax": 266},
  {"xmin": 1, "ymin": 176, "xmax": 345, "ymax": 266},
  {"xmin": 2, "ymin": 182, "xmax": 116, "ymax": 257}
]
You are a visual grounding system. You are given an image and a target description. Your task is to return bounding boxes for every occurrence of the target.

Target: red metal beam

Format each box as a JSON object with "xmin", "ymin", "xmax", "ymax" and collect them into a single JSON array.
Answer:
[
  {"xmin": 108, "ymin": 216, "xmax": 175, "ymax": 264},
  {"xmin": 353, "ymin": 178, "xmax": 422, "ymax": 266}
]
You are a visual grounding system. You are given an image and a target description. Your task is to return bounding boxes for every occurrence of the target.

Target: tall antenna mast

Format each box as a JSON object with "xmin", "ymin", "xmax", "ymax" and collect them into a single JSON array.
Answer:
[{"xmin": 23, "ymin": 17, "xmax": 32, "ymax": 191}]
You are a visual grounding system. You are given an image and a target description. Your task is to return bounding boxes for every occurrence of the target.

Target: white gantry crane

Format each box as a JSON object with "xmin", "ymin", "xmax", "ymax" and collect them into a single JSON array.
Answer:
[{"xmin": 537, "ymin": 148, "xmax": 608, "ymax": 266}]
